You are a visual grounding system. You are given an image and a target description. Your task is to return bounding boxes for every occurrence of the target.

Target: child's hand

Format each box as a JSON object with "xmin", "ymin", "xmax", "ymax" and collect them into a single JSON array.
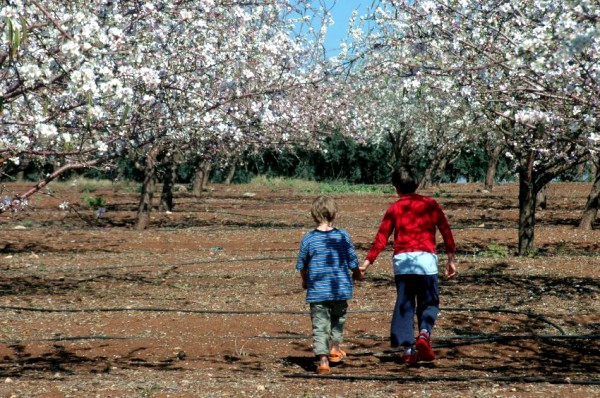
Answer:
[
  {"xmin": 444, "ymin": 254, "xmax": 457, "ymax": 279},
  {"xmin": 359, "ymin": 260, "xmax": 370, "ymax": 278},
  {"xmin": 352, "ymin": 267, "xmax": 363, "ymax": 281},
  {"xmin": 302, "ymin": 280, "xmax": 308, "ymax": 289}
]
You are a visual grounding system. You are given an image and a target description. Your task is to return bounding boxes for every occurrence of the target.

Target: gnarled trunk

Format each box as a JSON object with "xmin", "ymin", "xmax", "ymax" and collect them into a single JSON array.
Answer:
[
  {"xmin": 419, "ymin": 165, "xmax": 434, "ymax": 190},
  {"xmin": 192, "ymin": 161, "xmax": 212, "ymax": 197},
  {"xmin": 135, "ymin": 148, "xmax": 159, "ymax": 230},
  {"xmin": 485, "ymin": 144, "xmax": 503, "ymax": 191},
  {"xmin": 536, "ymin": 185, "xmax": 547, "ymax": 210},
  {"xmin": 224, "ymin": 158, "xmax": 237, "ymax": 185},
  {"xmin": 579, "ymin": 157, "xmax": 600, "ymax": 230},
  {"xmin": 160, "ymin": 159, "xmax": 177, "ymax": 212},
  {"xmin": 517, "ymin": 151, "xmax": 537, "ymax": 255}
]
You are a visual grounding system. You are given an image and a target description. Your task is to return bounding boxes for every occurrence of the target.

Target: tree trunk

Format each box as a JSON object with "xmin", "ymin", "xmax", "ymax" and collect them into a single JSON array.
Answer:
[
  {"xmin": 517, "ymin": 152, "xmax": 537, "ymax": 255},
  {"xmin": 135, "ymin": 148, "xmax": 158, "ymax": 230},
  {"xmin": 419, "ymin": 166, "xmax": 433, "ymax": 190},
  {"xmin": 485, "ymin": 144, "xmax": 503, "ymax": 191},
  {"xmin": 192, "ymin": 161, "xmax": 212, "ymax": 197},
  {"xmin": 579, "ymin": 157, "xmax": 600, "ymax": 230},
  {"xmin": 160, "ymin": 159, "xmax": 177, "ymax": 212},
  {"xmin": 386, "ymin": 128, "xmax": 409, "ymax": 171},
  {"xmin": 576, "ymin": 162, "xmax": 586, "ymax": 182},
  {"xmin": 536, "ymin": 185, "xmax": 547, "ymax": 209},
  {"xmin": 201, "ymin": 162, "xmax": 212, "ymax": 190},
  {"xmin": 429, "ymin": 158, "xmax": 446, "ymax": 189},
  {"xmin": 192, "ymin": 168, "xmax": 203, "ymax": 197},
  {"xmin": 224, "ymin": 159, "xmax": 237, "ymax": 185}
]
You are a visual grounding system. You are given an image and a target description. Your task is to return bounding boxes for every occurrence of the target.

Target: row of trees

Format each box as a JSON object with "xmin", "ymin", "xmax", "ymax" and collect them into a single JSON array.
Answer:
[
  {"xmin": 2, "ymin": 133, "xmax": 524, "ymax": 185},
  {"xmin": 1, "ymin": 0, "xmax": 599, "ymax": 254},
  {"xmin": 1, "ymin": 0, "xmax": 343, "ymax": 227},
  {"xmin": 333, "ymin": 0, "xmax": 599, "ymax": 253}
]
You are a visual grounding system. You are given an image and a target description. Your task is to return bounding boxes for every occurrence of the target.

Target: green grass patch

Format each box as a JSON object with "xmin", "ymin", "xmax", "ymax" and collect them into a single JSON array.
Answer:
[
  {"xmin": 317, "ymin": 182, "xmax": 394, "ymax": 194},
  {"xmin": 246, "ymin": 176, "xmax": 392, "ymax": 195},
  {"xmin": 478, "ymin": 243, "xmax": 510, "ymax": 258},
  {"xmin": 49, "ymin": 178, "xmax": 116, "ymax": 193},
  {"xmin": 247, "ymin": 176, "xmax": 320, "ymax": 192}
]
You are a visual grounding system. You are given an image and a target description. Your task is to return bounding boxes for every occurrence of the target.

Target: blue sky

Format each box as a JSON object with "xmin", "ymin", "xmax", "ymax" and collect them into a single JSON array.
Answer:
[{"xmin": 320, "ymin": 1, "xmax": 372, "ymax": 57}]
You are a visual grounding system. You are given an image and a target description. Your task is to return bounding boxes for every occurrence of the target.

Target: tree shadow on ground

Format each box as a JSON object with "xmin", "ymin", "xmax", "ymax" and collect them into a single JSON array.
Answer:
[
  {"xmin": 0, "ymin": 274, "xmax": 158, "ymax": 297},
  {"xmin": 0, "ymin": 343, "xmax": 182, "ymax": 378},
  {"xmin": 445, "ymin": 263, "xmax": 600, "ymax": 305},
  {"xmin": 441, "ymin": 337, "xmax": 600, "ymax": 378},
  {"xmin": 281, "ymin": 332, "xmax": 600, "ymax": 382}
]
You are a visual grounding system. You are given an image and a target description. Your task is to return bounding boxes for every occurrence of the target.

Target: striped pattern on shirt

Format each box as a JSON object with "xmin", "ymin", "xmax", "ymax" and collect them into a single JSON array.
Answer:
[{"xmin": 296, "ymin": 228, "xmax": 359, "ymax": 303}]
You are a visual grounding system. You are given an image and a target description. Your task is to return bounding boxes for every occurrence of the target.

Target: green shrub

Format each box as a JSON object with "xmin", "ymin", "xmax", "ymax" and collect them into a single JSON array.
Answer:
[
  {"xmin": 479, "ymin": 243, "xmax": 509, "ymax": 258},
  {"xmin": 82, "ymin": 195, "xmax": 106, "ymax": 208}
]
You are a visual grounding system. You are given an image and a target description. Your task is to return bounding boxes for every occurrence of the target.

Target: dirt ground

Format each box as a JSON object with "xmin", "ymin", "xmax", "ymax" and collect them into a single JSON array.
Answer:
[{"xmin": 0, "ymin": 181, "xmax": 598, "ymax": 398}]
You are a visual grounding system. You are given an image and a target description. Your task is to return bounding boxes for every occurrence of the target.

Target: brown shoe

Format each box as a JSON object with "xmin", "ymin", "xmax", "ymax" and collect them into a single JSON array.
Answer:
[
  {"xmin": 328, "ymin": 349, "xmax": 347, "ymax": 363},
  {"xmin": 316, "ymin": 363, "xmax": 331, "ymax": 375}
]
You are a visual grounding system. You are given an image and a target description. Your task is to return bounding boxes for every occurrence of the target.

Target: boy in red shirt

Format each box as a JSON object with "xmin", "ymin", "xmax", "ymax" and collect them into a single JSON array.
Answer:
[{"xmin": 360, "ymin": 165, "xmax": 457, "ymax": 365}]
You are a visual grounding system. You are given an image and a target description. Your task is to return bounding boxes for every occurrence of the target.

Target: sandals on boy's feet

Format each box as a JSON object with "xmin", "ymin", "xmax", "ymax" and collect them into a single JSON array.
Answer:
[
  {"xmin": 316, "ymin": 363, "xmax": 330, "ymax": 375},
  {"xmin": 328, "ymin": 349, "xmax": 347, "ymax": 363}
]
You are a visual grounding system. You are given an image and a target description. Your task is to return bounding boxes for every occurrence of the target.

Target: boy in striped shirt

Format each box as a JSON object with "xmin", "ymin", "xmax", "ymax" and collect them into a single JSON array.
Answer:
[{"xmin": 296, "ymin": 195, "xmax": 362, "ymax": 375}]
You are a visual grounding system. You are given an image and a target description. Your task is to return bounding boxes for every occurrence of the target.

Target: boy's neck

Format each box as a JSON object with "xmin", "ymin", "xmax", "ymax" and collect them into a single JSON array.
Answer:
[{"xmin": 316, "ymin": 222, "xmax": 334, "ymax": 231}]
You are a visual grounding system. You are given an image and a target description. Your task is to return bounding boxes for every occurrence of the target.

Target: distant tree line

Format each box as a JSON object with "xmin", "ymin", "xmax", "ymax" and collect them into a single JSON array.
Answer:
[{"xmin": 5, "ymin": 134, "xmax": 593, "ymax": 187}]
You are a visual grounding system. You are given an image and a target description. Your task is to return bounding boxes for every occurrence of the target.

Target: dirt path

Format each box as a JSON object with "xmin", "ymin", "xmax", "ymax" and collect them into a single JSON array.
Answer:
[{"xmin": 0, "ymin": 182, "xmax": 598, "ymax": 397}]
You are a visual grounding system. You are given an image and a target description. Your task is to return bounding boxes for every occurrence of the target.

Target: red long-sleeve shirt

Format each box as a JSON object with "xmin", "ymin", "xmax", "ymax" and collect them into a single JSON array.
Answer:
[{"xmin": 365, "ymin": 193, "xmax": 456, "ymax": 264}]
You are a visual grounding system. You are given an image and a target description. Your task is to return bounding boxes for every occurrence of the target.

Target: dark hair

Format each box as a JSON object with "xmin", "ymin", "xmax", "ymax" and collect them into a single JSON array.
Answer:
[{"xmin": 392, "ymin": 165, "xmax": 419, "ymax": 194}]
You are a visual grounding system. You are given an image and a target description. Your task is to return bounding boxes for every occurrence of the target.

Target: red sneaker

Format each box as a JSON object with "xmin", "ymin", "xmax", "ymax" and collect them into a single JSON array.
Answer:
[
  {"xmin": 402, "ymin": 352, "xmax": 417, "ymax": 366},
  {"xmin": 415, "ymin": 332, "xmax": 435, "ymax": 361}
]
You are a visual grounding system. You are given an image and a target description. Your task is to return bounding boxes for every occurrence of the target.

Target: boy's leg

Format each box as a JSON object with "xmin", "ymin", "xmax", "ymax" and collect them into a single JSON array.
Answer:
[
  {"xmin": 329, "ymin": 300, "xmax": 348, "ymax": 361},
  {"xmin": 330, "ymin": 300, "xmax": 348, "ymax": 345},
  {"xmin": 310, "ymin": 302, "xmax": 332, "ymax": 357},
  {"xmin": 415, "ymin": 275, "xmax": 439, "ymax": 361},
  {"xmin": 415, "ymin": 275, "xmax": 440, "ymax": 333},
  {"xmin": 391, "ymin": 274, "xmax": 417, "ymax": 348}
]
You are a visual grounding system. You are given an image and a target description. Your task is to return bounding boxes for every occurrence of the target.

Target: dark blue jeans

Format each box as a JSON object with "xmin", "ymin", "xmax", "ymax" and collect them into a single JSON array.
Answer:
[{"xmin": 390, "ymin": 274, "xmax": 439, "ymax": 348}]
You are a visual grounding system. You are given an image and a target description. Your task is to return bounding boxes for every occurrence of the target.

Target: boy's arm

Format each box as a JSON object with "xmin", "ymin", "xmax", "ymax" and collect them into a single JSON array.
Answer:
[
  {"xmin": 435, "ymin": 203, "xmax": 456, "ymax": 254},
  {"xmin": 296, "ymin": 234, "xmax": 309, "ymax": 289},
  {"xmin": 365, "ymin": 208, "xmax": 395, "ymax": 264},
  {"xmin": 434, "ymin": 203, "xmax": 457, "ymax": 278},
  {"xmin": 300, "ymin": 268, "xmax": 308, "ymax": 289}
]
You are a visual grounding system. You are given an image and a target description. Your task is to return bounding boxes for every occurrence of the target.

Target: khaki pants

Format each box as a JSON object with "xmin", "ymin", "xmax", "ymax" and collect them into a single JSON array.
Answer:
[{"xmin": 310, "ymin": 300, "xmax": 348, "ymax": 356}]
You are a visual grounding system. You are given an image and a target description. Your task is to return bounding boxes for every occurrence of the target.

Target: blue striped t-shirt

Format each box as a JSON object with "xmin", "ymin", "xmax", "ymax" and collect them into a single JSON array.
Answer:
[{"xmin": 296, "ymin": 228, "xmax": 359, "ymax": 303}]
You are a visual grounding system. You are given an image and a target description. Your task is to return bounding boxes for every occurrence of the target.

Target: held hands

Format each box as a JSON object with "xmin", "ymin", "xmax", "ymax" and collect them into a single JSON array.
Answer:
[
  {"xmin": 352, "ymin": 267, "xmax": 364, "ymax": 281},
  {"xmin": 358, "ymin": 260, "xmax": 370, "ymax": 279},
  {"xmin": 352, "ymin": 260, "xmax": 370, "ymax": 282}
]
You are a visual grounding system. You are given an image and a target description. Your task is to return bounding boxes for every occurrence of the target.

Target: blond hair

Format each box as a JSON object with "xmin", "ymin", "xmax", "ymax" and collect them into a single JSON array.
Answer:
[{"xmin": 311, "ymin": 195, "xmax": 337, "ymax": 225}]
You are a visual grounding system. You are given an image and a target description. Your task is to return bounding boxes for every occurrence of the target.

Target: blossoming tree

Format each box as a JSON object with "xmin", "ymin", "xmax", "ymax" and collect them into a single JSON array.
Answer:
[
  {"xmin": 341, "ymin": 0, "xmax": 599, "ymax": 254},
  {"xmin": 1, "ymin": 0, "xmax": 339, "ymax": 228}
]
